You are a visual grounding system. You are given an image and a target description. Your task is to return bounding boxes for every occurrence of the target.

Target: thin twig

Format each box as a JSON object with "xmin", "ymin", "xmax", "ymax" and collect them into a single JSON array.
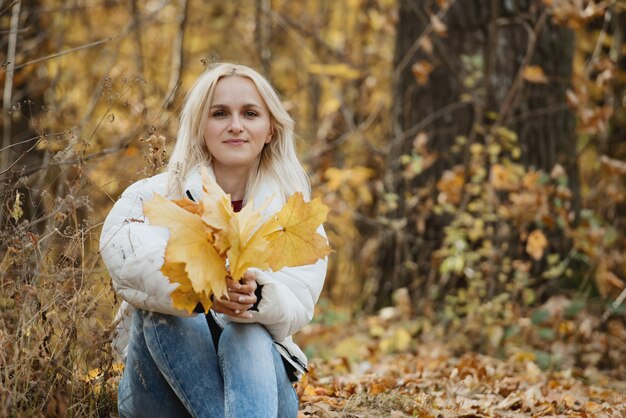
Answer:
[
  {"xmin": 256, "ymin": 0, "xmax": 272, "ymax": 77},
  {"xmin": 12, "ymin": 37, "xmax": 114, "ymax": 70},
  {"xmin": 1, "ymin": 143, "xmax": 130, "ymax": 183},
  {"xmin": 0, "ymin": 130, "xmax": 73, "ymax": 153},
  {"xmin": 78, "ymin": 2, "xmax": 169, "ymax": 131},
  {"xmin": 406, "ymin": 1, "xmax": 465, "ymax": 92},
  {"xmin": 0, "ymin": 134, "xmax": 46, "ymax": 177},
  {"xmin": 269, "ymin": 10, "xmax": 345, "ymax": 62},
  {"xmin": 393, "ymin": 0, "xmax": 458, "ymax": 83},
  {"xmin": 306, "ymin": 101, "xmax": 385, "ymax": 161},
  {"xmin": 584, "ymin": 5, "xmax": 613, "ymax": 79},
  {"xmin": 163, "ymin": 0, "xmax": 188, "ymax": 110},
  {"xmin": 493, "ymin": 10, "xmax": 548, "ymax": 127},
  {"xmin": 268, "ymin": 10, "xmax": 325, "ymax": 63},
  {"xmin": 129, "ymin": 0, "xmax": 146, "ymax": 104},
  {"xmin": 386, "ymin": 100, "xmax": 470, "ymax": 154},
  {"xmin": 602, "ymin": 287, "xmax": 626, "ymax": 322},
  {"xmin": 0, "ymin": 0, "xmax": 19, "ymax": 17}
]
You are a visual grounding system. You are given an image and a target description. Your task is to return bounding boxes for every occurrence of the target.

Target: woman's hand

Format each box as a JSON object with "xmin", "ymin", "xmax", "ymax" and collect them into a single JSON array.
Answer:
[{"xmin": 211, "ymin": 271, "xmax": 257, "ymax": 319}]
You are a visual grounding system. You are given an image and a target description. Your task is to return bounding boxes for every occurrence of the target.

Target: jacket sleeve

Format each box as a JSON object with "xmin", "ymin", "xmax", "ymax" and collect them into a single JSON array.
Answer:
[
  {"xmin": 99, "ymin": 174, "xmax": 191, "ymax": 317},
  {"xmin": 232, "ymin": 227, "xmax": 328, "ymax": 342}
]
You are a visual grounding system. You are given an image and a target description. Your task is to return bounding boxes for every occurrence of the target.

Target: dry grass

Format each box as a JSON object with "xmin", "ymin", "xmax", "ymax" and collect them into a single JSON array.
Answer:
[{"xmin": 1, "ymin": 178, "xmax": 120, "ymax": 417}]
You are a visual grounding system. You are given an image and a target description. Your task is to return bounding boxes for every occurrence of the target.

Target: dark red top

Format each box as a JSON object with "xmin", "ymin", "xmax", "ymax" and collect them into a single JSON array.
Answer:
[{"xmin": 231, "ymin": 200, "xmax": 243, "ymax": 213}]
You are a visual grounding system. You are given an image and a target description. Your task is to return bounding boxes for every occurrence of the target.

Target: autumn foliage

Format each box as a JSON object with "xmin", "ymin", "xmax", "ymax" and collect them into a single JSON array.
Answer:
[
  {"xmin": 144, "ymin": 168, "xmax": 330, "ymax": 314},
  {"xmin": 1, "ymin": 0, "xmax": 626, "ymax": 416}
]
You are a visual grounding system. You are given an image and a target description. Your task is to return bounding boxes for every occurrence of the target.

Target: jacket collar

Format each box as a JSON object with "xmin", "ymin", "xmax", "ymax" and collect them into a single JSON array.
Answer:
[{"xmin": 183, "ymin": 164, "xmax": 283, "ymax": 218}]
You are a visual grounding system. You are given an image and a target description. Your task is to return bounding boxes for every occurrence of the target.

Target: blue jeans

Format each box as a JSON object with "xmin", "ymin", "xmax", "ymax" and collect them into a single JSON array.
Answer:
[{"xmin": 117, "ymin": 309, "xmax": 298, "ymax": 418}]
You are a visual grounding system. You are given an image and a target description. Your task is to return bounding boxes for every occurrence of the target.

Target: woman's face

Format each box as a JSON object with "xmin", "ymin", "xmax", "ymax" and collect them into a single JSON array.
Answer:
[{"xmin": 203, "ymin": 76, "xmax": 273, "ymax": 175}]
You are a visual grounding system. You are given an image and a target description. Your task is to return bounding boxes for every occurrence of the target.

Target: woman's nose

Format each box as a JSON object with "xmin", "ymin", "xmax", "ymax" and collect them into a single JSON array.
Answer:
[{"xmin": 228, "ymin": 116, "xmax": 244, "ymax": 133}]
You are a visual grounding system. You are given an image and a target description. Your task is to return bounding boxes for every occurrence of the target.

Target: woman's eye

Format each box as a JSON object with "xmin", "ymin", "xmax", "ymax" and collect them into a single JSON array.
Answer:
[
  {"xmin": 244, "ymin": 111, "xmax": 258, "ymax": 118},
  {"xmin": 212, "ymin": 110, "xmax": 227, "ymax": 117}
]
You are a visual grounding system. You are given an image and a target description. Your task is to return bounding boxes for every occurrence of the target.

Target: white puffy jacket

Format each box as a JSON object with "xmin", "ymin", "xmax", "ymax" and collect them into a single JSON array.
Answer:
[{"xmin": 99, "ymin": 166, "xmax": 327, "ymax": 378}]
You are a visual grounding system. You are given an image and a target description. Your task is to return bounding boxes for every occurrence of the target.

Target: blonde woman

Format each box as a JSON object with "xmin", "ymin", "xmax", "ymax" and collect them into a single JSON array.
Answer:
[{"xmin": 100, "ymin": 63, "xmax": 327, "ymax": 418}]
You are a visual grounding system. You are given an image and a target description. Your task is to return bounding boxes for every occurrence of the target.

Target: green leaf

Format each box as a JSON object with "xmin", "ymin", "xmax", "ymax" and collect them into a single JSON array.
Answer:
[
  {"xmin": 604, "ymin": 227, "xmax": 618, "ymax": 246},
  {"xmin": 538, "ymin": 327, "xmax": 556, "ymax": 340},
  {"xmin": 534, "ymin": 350, "xmax": 553, "ymax": 370},
  {"xmin": 564, "ymin": 300, "xmax": 585, "ymax": 319},
  {"xmin": 531, "ymin": 309, "xmax": 550, "ymax": 324},
  {"xmin": 504, "ymin": 325, "xmax": 520, "ymax": 340}
]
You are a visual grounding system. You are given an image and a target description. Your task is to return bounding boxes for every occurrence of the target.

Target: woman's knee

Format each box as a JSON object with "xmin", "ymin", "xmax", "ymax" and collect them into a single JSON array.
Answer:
[
  {"xmin": 219, "ymin": 323, "xmax": 272, "ymax": 351},
  {"xmin": 141, "ymin": 313, "xmax": 215, "ymax": 368}
]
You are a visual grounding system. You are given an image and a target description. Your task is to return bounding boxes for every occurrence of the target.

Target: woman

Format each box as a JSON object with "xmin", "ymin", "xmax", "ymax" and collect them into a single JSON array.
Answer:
[{"xmin": 100, "ymin": 63, "xmax": 327, "ymax": 418}]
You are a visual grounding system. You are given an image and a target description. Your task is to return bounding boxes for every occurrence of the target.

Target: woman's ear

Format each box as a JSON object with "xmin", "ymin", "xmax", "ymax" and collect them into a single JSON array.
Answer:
[{"xmin": 266, "ymin": 127, "xmax": 274, "ymax": 144}]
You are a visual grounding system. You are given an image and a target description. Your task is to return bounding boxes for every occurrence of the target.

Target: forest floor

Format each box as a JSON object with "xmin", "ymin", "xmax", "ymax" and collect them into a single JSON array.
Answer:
[{"xmin": 294, "ymin": 298, "xmax": 626, "ymax": 418}]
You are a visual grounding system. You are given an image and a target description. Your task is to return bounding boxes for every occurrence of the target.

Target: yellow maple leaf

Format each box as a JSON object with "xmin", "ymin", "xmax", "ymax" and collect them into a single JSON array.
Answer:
[
  {"xmin": 198, "ymin": 167, "xmax": 276, "ymax": 280},
  {"xmin": 173, "ymin": 198, "xmax": 203, "ymax": 215},
  {"xmin": 226, "ymin": 200, "xmax": 273, "ymax": 281},
  {"xmin": 162, "ymin": 261, "xmax": 212, "ymax": 314},
  {"xmin": 237, "ymin": 198, "xmax": 272, "ymax": 243},
  {"xmin": 265, "ymin": 193, "xmax": 331, "ymax": 271},
  {"xmin": 199, "ymin": 169, "xmax": 236, "ymax": 257},
  {"xmin": 229, "ymin": 238, "xmax": 270, "ymax": 281},
  {"xmin": 228, "ymin": 206, "xmax": 283, "ymax": 279},
  {"xmin": 144, "ymin": 194, "xmax": 228, "ymax": 304},
  {"xmin": 200, "ymin": 168, "xmax": 234, "ymax": 236}
]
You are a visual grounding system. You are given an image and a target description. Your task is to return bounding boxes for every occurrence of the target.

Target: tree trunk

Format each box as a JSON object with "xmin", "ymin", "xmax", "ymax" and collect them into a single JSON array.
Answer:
[
  {"xmin": 374, "ymin": 0, "xmax": 577, "ymax": 309},
  {"xmin": 0, "ymin": 0, "xmax": 49, "ymax": 227}
]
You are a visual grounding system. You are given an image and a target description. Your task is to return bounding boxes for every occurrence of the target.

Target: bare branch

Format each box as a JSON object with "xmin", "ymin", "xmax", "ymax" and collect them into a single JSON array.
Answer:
[
  {"xmin": 163, "ymin": 0, "xmax": 188, "ymax": 110},
  {"xmin": 602, "ymin": 286, "xmax": 626, "ymax": 322},
  {"xmin": 130, "ymin": 0, "xmax": 146, "ymax": 103},
  {"xmin": 305, "ymin": 101, "xmax": 386, "ymax": 162},
  {"xmin": 77, "ymin": 3, "xmax": 169, "ymax": 132},
  {"xmin": 584, "ymin": 6, "xmax": 612, "ymax": 79},
  {"xmin": 493, "ymin": 10, "xmax": 549, "ymax": 127},
  {"xmin": 1, "ymin": 0, "xmax": 21, "ymax": 173},
  {"xmin": 269, "ymin": 10, "xmax": 337, "ymax": 63},
  {"xmin": 0, "ymin": 0, "xmax": 19, "ymax": 18},
  {"xmin": 393, "ymin": 0, "xmax": 457, "ymax": 83},
  {"xmin": 256, "ymin": 0, "xmax": 272, "ymax": 77},
  {"xmin": 1, "ymin": 141, "xmax": 132, "ymax": 183},
  {"xmin": 386, "ymin": 100, "xmax": 470, "ymax": 154},
  {"xmin": 0, "ymin": 133, "xmax": 45, "ymax": 178},
  {"xmin": 0, "ymin": 130, "xmax": 73, "ymax": 153},
  {"xmin": 11, "ymin": 36, "xmax": 114, "ymax": 71}
]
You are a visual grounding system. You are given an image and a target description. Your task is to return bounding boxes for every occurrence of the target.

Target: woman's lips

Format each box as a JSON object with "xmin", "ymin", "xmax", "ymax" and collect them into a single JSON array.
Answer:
[{"xmin": 223, "ymin": 139, "xmax": 247, "ymax": 144}]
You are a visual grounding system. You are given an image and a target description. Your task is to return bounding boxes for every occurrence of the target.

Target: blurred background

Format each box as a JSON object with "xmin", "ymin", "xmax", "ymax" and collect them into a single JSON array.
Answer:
[{"xmin": 1, "ymin": 0, "xmax": 625, "ymax": 416}]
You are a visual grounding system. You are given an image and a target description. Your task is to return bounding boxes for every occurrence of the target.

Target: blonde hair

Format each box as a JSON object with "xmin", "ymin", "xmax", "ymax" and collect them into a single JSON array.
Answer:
[{"xmin": 166, "ymin": 63, "xmax": 310, "ymax": 202}]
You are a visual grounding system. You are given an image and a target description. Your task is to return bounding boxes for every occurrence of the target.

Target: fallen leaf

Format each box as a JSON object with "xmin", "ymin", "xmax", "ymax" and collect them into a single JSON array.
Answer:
[
  {"xmin": 411, "ymin": 61, "xmax": 434, "ymax": 85},
  {"xmin": 430, "ymin": 14, "xmax": 448, "ymax": 36},
  {"xmin": 523, "ymin": 65, "xmax": 549, "ymax": 83},
  {"xmin": 437, "ymin": 167, "xmax": 464, "ymax": 204},
  {"xmin": 526, "ymin": 229, "xmax": 548, "ymax": 260},
  {"xmin": 490, "ymin": 164, "xmax": 523, "ymax": 191}
]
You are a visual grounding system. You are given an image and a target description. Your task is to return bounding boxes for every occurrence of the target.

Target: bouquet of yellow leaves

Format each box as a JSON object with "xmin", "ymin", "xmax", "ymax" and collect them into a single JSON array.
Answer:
[{"xmin": 143, "ymin": 168, "xmax": 331, "ymax": 314}]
